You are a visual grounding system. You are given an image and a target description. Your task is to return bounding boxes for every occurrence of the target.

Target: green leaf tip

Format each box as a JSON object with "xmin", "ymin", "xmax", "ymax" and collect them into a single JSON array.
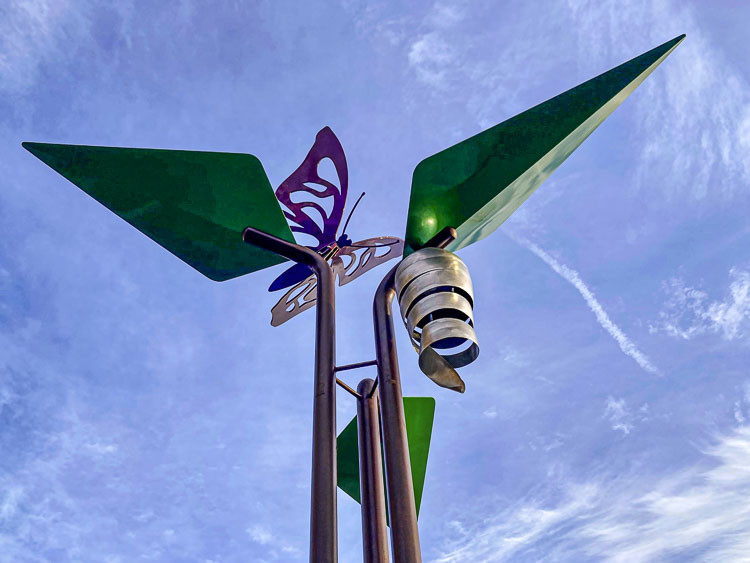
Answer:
[
  {"xmin": 404, "ymin": 34, "xmax": 686, "ymax": 255},
  {"xmin": 23, "ymin": 142, "xmax": 295, "ymax": 281}
]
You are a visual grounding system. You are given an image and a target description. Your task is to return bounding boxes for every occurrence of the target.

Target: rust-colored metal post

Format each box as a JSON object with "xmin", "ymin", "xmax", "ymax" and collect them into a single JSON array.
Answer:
[
  {"xmin": 357, "ymin": 378, "xmax": 390, "ymax": 563},
  {"xmin": 373, "ymin": 265, "xmax": 421, "ymax": 563},
  {"xmin": 242, "ymin": 227, "xmax": 337, "ymax": 563},
  {"xmin": 372, "ymin": 227, "xmax": 455, "ymax": 563}
]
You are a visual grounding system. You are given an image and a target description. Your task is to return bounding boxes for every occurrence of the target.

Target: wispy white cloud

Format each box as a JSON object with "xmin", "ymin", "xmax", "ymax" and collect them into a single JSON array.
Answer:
[
  {"xmin": 85, "ymin": 442, "xmax": 118, "ymax": 454},
  {"xmin": 734, "ymin": 402, "xmax": 745, "ymax": 424},
  {"xmin": 436, "ymin": 424, "xmax": 750, "ymax": 562},
  {"xmin": 0, "ymin": 1, "xmax": 140, "ymax": 98},
  {"xmin": 651, "ymin": 269, "xmax": 750, "ymax": 341},
  {"xmin": 406, "ymin": 1, "xmax": 466, "ymax": 90},
  {"xmin": 246, "ymin": 523, "xmax": 301, "ymax": 559},
  {"xmin": 604, "ymin": 396, "xmax": 633, "ymax": 435},
  {"xmin": 510, "ymin": 233, "xmax": 661, "ymax": 375},
  {"xmin": 436, "ymin": 483, "xmax": 600, "ymax": 562},
  {"xmin": 343, "ymin": 0, "xmax": 411, "ymax": 48},
  {"xmin": 733, "ymin": 381, "xmax": 750, "ymax": 425},
  {"xmin": 408, "ymin": 32, "xmax": 456, "ymax": 89},
  {"xmin": 247, "ymin": 524, "xmax": 273, "ymax": 545},
  {"xmin": 402, "ymin": 0, "xmax": 535, "ymax": 116},
  {"xmin": 424, "ymin": 0, "xmax": 464, "ymax": 29},
  {"xmin": 603, "ymin": 397, "xmax": 650, "ymax": 435},
  {"xmin": 704, "ymin": 270, "xmax": 750, "ymax": 340},
  {"xmin": 400, "ymin": 0, "xmax": 750, "ymax": 198},
  {"xmin": 0, "ymin": 486, "xmax": 23, "ymax": 521},
  {"xmin": 565, "ymin": 0, "xmax": 750, "ymax": 199},
  {"xmin": 483, "ymin": 406, "xmax": 497, "ymax": 419},
  {"xmin": 0, "ymin": 1, "xmax": 76, "ymax": 94}
]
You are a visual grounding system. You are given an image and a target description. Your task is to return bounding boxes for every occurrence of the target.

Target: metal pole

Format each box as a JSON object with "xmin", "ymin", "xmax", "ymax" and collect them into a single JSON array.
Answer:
[
  {"xmin": 373, "ymin": 264, "xmax": 421, "ymax": 563},
  {"xmin": 242, "ymin": 227, "xmax": 337, "ymax": 563},
  {"xmin": 372, "ymin": 227, "xmax": 456, "ymax": 563},
  {"xmin": 357, "ymin": 378, "xmax": 390, "ymax": 563}
]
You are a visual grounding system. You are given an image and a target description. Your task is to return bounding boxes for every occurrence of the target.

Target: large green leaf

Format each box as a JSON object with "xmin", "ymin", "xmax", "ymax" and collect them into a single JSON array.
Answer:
[
  {"xmin": 336, "ymin": 397, "xmax": 435, "ymax": 519},
  {"xmin": 23, "ymin": 143, "xmax": 295, "ymax": 281},
  {"xmin": 337, "ymin": 416, "xmax": 362, "ymax": 504},
  {"xmin": 404, "ymin": 34, "xmax": 685, "ymax": 255}
]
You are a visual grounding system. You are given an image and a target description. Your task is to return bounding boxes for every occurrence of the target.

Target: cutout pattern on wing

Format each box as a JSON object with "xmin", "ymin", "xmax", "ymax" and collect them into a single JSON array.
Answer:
[
  {"xmin": 275, "ymin": 126, "xmax": 348, "ymax": 250},
  {"xmin": 269, "ymin": 237, "xmax": 404, "ymax": 326},
  {"xmin": 332, "ymin": 237, "xmax": 404, "ymax": 286},
  {"xmin": 271, "ymin": 275, "xmax": 317, "ymax": 327}
]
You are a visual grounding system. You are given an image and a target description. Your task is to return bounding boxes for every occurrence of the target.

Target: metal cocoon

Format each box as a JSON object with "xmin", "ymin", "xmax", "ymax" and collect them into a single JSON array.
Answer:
[{"xmin": 394, "ymin": 247, "xmax": 479, "ymax": 392}]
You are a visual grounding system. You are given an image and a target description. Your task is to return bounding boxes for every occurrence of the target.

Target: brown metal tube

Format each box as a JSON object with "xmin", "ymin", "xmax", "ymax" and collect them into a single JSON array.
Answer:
[
  {"xmin": 242, "ymin": 227, "xmax": 337, "ymax": 563},
  {"xmin": 372, "ymin": 228, "xmax": 455, "ymax": 562},
  {"xmin": 357, "ymin": 378, "xmax": 390, "ymax": 563},
  {"xmin": 373, "ymin": 265, "xmax": 422, "ymax": 563}
]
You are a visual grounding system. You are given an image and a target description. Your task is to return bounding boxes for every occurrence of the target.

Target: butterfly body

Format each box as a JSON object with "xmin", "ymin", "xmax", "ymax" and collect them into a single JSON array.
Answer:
[{"xmin": 268, "ymin": 235, "xmax": 351, "ymax": 292}]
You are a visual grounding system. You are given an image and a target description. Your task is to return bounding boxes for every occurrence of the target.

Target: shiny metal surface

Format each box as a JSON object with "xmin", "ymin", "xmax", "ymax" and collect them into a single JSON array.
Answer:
[
  {"xmin": 394, "ymin": 247, "xmax": 468, "ymax": 291},
  {"xmin": 405, "ymin": 292, "xmax": 473, "ymax": 341},
  {"xmin": 398, "ymin": 269, "xmax": 473, "ymax": 317},
  {"xmin": 420, "ymin": 318, "xmax": 478, "ymax": 368},
  {"xmin": 394, "ymin": 248, "xmax": 479, "ymax": 392}
]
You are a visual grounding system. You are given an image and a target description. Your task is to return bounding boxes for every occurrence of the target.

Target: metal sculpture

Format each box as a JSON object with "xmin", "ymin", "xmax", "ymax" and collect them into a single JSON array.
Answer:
[
  {"xmin": 394, "ymin": 247, "xmax": 478, "ymax": 393},
  {"xmin": 268, "ymin": 126, "xmax": 404, "ymax": 325},
  {"xmin": 23, "ymin": 34, "xmax": 686, "ymax": 563},
  {"xmin": 271, "ymin": 235, "xmax": 403, "ymax": 326}
]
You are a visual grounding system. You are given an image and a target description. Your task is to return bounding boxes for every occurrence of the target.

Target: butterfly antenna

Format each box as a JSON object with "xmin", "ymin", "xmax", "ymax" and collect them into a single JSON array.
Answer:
[{"xmin": 341, "ymin": 191, "xmax": 365, "ymax": 235}]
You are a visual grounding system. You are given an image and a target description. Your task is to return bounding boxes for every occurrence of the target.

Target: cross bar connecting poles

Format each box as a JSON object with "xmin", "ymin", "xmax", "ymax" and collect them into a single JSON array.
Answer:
[{"xmin": 242, "ymin": 227, "xmax": 337, "ymax": 563}]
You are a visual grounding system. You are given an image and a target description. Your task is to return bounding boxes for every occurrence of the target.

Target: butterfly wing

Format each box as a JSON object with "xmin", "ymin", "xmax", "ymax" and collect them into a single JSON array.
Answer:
[
  {"xmin": 271, "ymin": 275, "xmax": 317, "ymax": 327},
  {"xmin": 332, "ymin": 237, "xmax": 404, "ymax": 287},
  {"xmin": 269, "ymin": 237, "xmax": 404, "ymax": 326},
  {"xmin": 275, "ymin": 126, "xmax": 348, "ymax": 250},
  {"xmin": 268, "ymin": 262, "xmax": 314, "ymax": 292}
]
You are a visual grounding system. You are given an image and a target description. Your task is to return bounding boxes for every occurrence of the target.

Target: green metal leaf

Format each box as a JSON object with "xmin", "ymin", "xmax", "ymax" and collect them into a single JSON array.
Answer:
[
  {"xmin": 337, "ymin": 416, "xmax": 361, "ymax": 504},
  {"xmin": 336, "ymin": 397, "xmax": 436, "ymax": 519},
  {"xmin": 22, "ymin": 143, "xmax": 295, "ymax": 281},
  {"xmin": 404, "ymin": 397, "xmax": 435, "ymax": 516},
  {"xmin": 404, "ymin": 34, "xmax": 686, "ymax": 255}
]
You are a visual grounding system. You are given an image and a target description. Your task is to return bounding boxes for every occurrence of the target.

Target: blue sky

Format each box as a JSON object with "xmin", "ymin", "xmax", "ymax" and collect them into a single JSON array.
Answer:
[{"xmin": 2, "ymin": 1, "xmax": 750, "ymax": 561}]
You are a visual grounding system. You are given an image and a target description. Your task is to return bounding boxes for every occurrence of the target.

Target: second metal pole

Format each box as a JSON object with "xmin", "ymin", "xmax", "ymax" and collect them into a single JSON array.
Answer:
[
  {"xmin": 373, "ymin": 265, "xmax": 422, "ymax": 563},
  {"xmin": 357, "ymin": 378, "xmax": 390, "ymax": 563},
  {"xmin": 371, "ymin": 228, "xmax": 456, "ymax": 563}
]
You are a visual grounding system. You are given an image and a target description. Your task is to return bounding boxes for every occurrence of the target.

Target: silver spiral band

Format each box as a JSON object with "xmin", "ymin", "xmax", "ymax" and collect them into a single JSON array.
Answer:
[{"xmin": 394, "ymin": 248, "xmax": 479, "ymax": 392}]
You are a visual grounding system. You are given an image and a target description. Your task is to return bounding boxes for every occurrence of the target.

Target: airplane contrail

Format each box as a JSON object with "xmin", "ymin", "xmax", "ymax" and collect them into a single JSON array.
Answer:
[{"xmin": 509, "ymin": 233, "xmax": 661, "ymax": 375}]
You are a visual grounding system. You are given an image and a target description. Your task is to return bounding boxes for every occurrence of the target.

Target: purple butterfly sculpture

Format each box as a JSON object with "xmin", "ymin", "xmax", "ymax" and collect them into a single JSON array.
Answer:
[{"xmin": 269, "ymin": 126, "xmax": 404, "ymax": 326}]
